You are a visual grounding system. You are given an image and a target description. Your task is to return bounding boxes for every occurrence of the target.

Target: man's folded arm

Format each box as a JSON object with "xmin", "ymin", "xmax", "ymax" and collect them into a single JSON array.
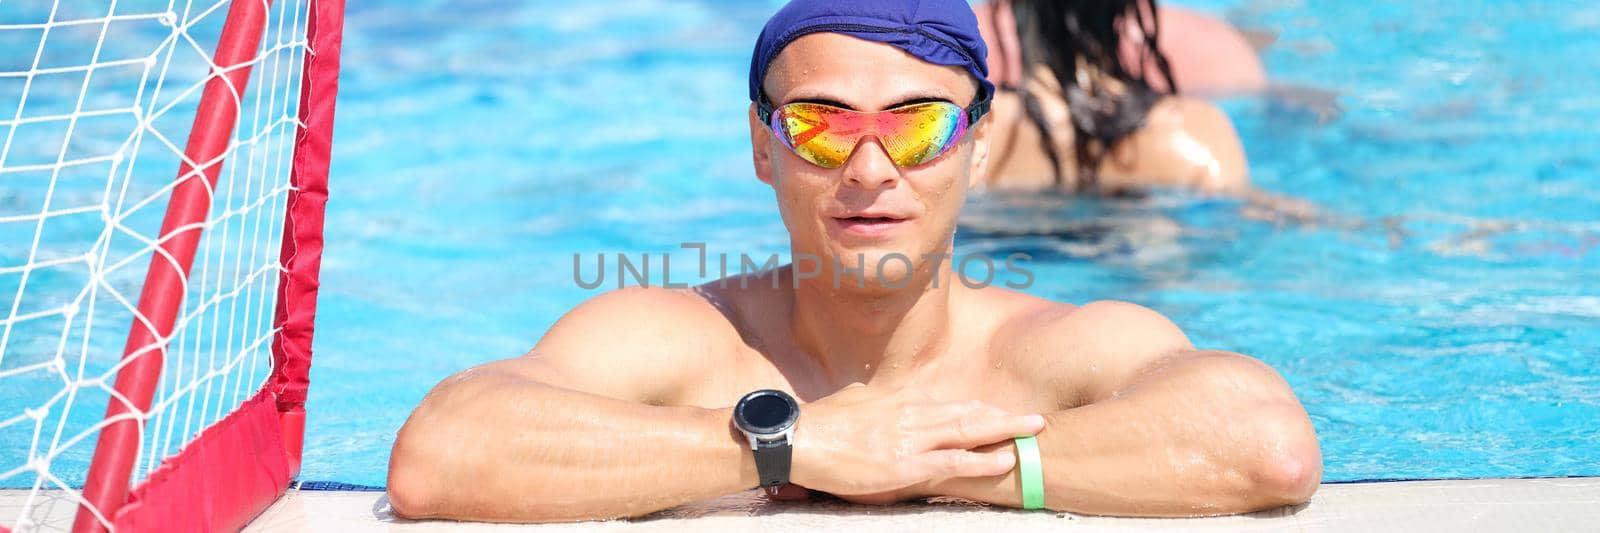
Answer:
[
  {"xmin": 386, "ymin": 287, "xmax": 754, "ymax": 523},
  {"xmin": 925, "ymin": 301, "xmax": 1322, "ymax": 516}
]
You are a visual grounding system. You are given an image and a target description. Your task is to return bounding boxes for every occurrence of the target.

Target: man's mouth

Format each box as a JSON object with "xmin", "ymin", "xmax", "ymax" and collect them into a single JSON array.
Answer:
[
  {"xmin": 832, "ymin": 213, "xmax": 910, "ymax": 237},
  {"xmin": 840, "ymin": 216, "xmax": 898, "ymax": 224}
]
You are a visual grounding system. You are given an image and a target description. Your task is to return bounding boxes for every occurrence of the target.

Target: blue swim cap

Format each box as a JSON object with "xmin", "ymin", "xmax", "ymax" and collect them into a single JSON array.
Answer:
[{"xmin": 749, "ymin": 0, "xmax": 994, "ymax": 103}]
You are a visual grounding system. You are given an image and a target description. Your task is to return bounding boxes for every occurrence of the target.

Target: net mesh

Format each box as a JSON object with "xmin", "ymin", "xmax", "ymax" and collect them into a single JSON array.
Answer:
[{"xmin": 0, "ymin": 0, "xmax": 312, "ymax": 530}]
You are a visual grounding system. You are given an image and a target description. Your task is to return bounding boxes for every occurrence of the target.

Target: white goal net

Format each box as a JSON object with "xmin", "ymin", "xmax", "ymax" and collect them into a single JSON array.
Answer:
[{"xmin": 1, "ymin": 0, "xmax": 328, "ymax": 531}]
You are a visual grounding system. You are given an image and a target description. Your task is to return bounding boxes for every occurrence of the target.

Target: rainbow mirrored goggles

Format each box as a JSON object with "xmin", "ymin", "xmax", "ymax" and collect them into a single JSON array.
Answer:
[{"xmin": 757, "ymin": 90, "xmax": 991, "ymax": 169}]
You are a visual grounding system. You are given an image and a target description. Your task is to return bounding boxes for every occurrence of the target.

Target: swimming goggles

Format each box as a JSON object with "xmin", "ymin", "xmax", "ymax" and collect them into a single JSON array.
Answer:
[{"xmin": 757, "ymin": 90, "xmax": 991, "ymax": 169}]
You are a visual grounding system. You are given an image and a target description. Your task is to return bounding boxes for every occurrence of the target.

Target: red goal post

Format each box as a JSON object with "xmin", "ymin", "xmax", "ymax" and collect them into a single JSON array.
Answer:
[
  {"xmin": 0, "ymin": 0, "xmax": 342, "ymax": 531},
  {"xmin": 77, "ymin": 1, "xmax": 342, "ymax": 530}
]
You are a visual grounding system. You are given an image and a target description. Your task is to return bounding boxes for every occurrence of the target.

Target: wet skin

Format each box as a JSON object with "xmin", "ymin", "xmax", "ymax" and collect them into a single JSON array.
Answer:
[{"xmin": 385, "ymin": 33, "xmax": 1321, "ymax": 523}]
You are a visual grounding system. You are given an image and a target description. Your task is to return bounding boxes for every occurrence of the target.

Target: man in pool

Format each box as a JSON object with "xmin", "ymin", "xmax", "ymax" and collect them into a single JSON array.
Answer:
[{"xmin": 386, "ymin": 0, "xmax": 1320, "ymax": 522}]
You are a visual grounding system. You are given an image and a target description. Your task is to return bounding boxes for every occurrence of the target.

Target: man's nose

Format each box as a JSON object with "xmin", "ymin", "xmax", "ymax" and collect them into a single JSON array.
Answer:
[{"xmin": 840, "ymin": 136, "xmax": 899, "ymax": 190}]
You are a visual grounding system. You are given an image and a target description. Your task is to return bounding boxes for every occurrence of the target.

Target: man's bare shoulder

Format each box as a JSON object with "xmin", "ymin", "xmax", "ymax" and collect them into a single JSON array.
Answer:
[
  {"xmin": 546, "ymin": 285, "xmax": 738, "ymax": 341},
  {"xmin": 989, "ymin": 295, "xmax": 1195, "ymax": 407},
  {"xmin": 528, "ymin": 285, "xmax": 744, "ymax": 403}
]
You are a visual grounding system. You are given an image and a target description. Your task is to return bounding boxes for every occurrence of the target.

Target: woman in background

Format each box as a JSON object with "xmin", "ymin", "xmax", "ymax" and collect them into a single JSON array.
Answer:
[{"xmin": 976, "ymin": 0, "xmax": 1265, "ymax": 195}]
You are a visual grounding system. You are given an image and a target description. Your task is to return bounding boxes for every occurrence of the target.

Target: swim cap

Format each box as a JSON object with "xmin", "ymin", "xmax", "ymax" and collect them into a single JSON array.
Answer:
[{"xmin": 749, "ymin": 0, "xmax": 994, "ymax": 103}]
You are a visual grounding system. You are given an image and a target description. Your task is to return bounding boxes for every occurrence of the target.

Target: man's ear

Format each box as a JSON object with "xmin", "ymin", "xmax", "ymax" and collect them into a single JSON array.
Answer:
[
  {"xmin": 749, "ymin": 102, "xmax": 775, "ymax": 186},
  {"xmin": 966, "ymin": 112, "xmax": 994, "ymax": 190}
]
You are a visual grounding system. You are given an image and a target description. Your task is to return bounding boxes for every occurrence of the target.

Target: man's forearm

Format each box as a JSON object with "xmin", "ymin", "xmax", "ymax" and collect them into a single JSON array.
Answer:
[
  {"xmin": 387, "ymin": 366, "xmax": 756, "ymax": 522},
  {"xmin": 927, "ymin": 351, "xmax": 1321, "ymax": 516}
]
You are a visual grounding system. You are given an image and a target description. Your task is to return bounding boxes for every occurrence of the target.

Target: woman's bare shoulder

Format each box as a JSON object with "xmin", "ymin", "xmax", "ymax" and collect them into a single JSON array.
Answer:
[{"xmin": 1099, "ymin": 96, "xmax": 1250, "ymax": 193}]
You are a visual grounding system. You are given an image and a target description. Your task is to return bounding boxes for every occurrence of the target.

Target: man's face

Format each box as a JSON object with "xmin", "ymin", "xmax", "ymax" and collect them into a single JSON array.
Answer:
[{"xmin": 751, "ymin": 33, "xmax": 991, "ymax": 288}]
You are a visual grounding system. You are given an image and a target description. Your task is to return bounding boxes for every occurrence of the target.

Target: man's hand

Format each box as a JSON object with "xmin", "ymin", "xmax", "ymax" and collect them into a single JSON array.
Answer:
[{"xmin": 789, "ymin": 383, "xmax": 1045, "ymax": 498}]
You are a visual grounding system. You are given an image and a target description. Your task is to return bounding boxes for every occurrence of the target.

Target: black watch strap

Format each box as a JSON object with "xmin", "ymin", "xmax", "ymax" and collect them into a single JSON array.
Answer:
[{"xmin": 753, "ymin": 440, "xmax": 792, "ymax": 488}]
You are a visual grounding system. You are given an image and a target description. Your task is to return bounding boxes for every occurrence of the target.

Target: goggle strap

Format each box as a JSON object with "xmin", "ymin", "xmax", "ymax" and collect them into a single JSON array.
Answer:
[
  {"xmin": 965, "ymin": 89, "xmax": 991, "ymax": 126},
  {"xmin": 757, "ymin": 96, "xmax": 776, "ymax": 125}
]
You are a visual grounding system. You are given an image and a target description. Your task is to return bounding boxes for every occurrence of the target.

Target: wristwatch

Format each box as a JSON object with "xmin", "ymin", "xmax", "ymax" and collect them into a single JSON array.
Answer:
[{"xmin": 732, "ymin": 389, "xmax": 799, "ymax": 495}]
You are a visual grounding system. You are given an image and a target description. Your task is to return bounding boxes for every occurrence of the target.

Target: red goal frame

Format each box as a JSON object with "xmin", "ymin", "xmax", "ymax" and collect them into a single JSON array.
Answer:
[{"xmin": 64, "ymin": 0, "xmax": 345, "ymax": 531}]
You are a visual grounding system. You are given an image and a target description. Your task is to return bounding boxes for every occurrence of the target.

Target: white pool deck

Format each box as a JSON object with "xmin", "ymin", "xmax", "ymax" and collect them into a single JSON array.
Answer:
[{"xmin": 7, "ymin": 477, "xmax": 1599, "ymax": 532}]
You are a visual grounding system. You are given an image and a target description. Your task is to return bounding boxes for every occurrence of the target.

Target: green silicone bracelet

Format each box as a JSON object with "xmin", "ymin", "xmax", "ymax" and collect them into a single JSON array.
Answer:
[{"xmin": 1014, "ymin": 435, "xmax": 1045, "ymax": 510}]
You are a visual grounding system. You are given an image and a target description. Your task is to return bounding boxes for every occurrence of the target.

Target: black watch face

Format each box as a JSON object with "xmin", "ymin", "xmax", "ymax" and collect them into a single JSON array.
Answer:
[{"xmin": 736, "ymin": 390, "xmax": 798, "ymax": 435}]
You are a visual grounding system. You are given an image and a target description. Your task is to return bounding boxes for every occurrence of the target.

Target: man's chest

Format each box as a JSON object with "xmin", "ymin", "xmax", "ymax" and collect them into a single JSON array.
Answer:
[{"xmin": 671, "ymin": 344, "xmax": 1064, "ymax": 415}]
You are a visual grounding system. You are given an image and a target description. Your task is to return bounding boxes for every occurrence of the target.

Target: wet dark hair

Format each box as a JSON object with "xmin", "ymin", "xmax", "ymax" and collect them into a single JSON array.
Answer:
[{"xmin": 1005, "ymin": 0, "xmax": 1178, "ymax": 190}]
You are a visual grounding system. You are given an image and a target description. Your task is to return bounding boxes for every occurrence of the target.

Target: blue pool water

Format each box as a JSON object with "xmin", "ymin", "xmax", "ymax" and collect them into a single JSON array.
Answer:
[{"xmin": 6, "ymin": 0, "xmax": 1600, "ymax": 489}]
